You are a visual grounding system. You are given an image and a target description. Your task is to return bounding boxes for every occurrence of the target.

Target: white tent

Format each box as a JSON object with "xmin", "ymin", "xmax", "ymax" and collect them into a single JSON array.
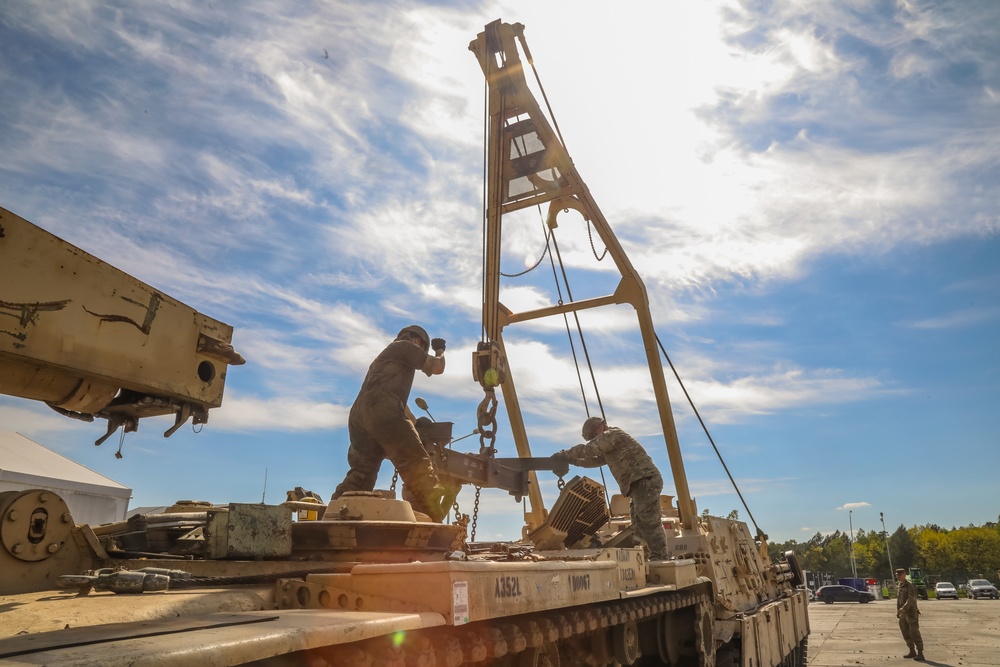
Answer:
[{"xmin": 0, "ymin": 431, "xmax": 132, "ymax": 525}]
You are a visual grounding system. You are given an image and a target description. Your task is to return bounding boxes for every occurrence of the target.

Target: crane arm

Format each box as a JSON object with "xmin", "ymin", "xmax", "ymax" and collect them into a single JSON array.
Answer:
[
  {"xmin": 0, "ymin": 207, "xmax": 244, "ymax": 446},
  {"xmin": 469, "ymin": 21, "xmax": 697, "ymax": 529}
]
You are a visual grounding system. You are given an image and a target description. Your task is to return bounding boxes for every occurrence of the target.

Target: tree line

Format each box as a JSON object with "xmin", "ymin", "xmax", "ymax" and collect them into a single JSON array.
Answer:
[{"xmin": 765, "ymin": 518, "xmax": 1000, "ymax": 585}]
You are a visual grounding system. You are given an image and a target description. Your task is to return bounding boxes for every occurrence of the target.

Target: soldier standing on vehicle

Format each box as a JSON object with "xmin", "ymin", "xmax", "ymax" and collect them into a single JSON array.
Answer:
[
  {"xmin": 331, "ymin": 325, "xmax": 448, "ymax": 521},
  {"xmin": 552, "ymin": 417, "xmax": 669, "ymax": 561},
  {"xmin": 896, "ymin": 568, "xmax": 925, "ymax": 661}
]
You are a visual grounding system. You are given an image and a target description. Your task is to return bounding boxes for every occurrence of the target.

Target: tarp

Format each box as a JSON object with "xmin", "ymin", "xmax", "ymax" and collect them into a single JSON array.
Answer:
[{"xmin": 0, "ymin": 431, "xmax": 132, "ymax": 525}]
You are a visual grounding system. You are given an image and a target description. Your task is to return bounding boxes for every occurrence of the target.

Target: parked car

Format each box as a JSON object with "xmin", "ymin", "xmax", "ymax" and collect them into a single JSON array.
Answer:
[
  {"xmin": 815, "ymin": 585, "xmax": 875, "ymax": 604},
  {"xmin": 966, "ymin": 579, "xmax": 999, "ymax": 600},
  {"xmin": 934, "ymin": 582, "xmax": 958, "ymax": 599}
]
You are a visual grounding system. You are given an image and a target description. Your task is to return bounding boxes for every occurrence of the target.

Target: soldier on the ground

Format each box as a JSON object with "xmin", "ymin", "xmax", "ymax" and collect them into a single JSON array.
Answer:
[
  {"xmin": 331, "ymin": 325, "xmax": 447, "ymax": 521},
  {"xmin": 896, "ymin": 567, "xmax": 925, "ymax": 661},
  {"xmin": 552, "ymin": 417, "xmax": 669, "ymax": 561}
]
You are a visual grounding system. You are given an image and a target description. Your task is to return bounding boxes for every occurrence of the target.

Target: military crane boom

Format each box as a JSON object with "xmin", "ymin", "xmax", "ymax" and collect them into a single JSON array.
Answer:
[
  {"xmin": 0, "ymin": 206, "xmax": 244, "ymax": 446},
  {"xmin": 469, "ymin": 20, "xmax": 697, "ymax": 529}
]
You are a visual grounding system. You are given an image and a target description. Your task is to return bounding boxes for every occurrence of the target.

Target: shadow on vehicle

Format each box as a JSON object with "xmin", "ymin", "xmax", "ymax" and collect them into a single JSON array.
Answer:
[{"xmin": 816, "ymin": 585, "xmax": 875, "ymax": 604}]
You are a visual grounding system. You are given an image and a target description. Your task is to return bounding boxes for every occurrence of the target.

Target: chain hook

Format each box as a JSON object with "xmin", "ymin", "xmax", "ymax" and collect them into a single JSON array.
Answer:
[{"xmin": 477, "ymin": 389, "xmax": 499, "ymax": 457}]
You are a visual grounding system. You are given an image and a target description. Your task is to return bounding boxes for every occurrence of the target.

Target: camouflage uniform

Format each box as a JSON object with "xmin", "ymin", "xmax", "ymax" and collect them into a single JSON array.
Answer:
[
  {"xmin": 332, "ymin": 327, "xmax": 445, "ymax": 520},
  {"xmin": 896, "ymin": 575, "xmax": 923, "ymax": 658},
  {"xmin": 556, "ymin": 426, "xmax": 669, "ymax": 560}
]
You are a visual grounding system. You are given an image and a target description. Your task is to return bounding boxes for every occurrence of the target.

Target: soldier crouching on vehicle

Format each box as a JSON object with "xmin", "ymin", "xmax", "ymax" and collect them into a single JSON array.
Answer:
[
  {"xmin": 552, "ymin": 417, "xmax": 669, "ymax": 561},
  {"xmin": 896, "ymin": 567, "xmax": 925, "ymax": 661},
  {"xmin": 331, "ymin": 325, "xmax": 448, "ymax": 521}
]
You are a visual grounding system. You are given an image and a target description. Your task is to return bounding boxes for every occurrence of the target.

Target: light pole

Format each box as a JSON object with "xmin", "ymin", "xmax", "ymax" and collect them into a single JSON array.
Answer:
[
  {"xmin": 849, "ymin": 509, "xmax": 858, "ymax": 582},
  {"xmin": 880, "ymin": 511, "xmax": 894, "ymax": 580}
]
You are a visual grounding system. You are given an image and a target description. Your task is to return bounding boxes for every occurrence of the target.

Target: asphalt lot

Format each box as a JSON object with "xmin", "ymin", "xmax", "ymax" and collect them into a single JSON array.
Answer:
[{"xmin": 806, "ymin": 598, "xmax": 1000, "ymax": 666}]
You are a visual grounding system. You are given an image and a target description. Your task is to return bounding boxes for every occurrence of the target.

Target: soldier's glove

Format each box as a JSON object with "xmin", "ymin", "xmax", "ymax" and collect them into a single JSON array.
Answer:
[
  {"xmin": 550, "ymin": 451, "xmax": 570, "ymax": 477},
  {"xmin": 431, "ymin": 338, "xmax": 446, "ymax": 353}
]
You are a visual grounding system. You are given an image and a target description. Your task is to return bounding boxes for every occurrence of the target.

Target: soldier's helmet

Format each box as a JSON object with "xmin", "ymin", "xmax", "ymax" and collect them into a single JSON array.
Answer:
[
  {"xmin": 396, "ymin": 325, "xmax": 430, "ymax": 353},
  {"xmin": 582, "ymin": 416, "xmax": 606, "ymax": 440}
]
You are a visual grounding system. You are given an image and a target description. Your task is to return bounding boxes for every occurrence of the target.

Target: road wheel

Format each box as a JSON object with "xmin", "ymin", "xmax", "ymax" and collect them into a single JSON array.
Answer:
[
  {"xmin": 613, "ymin": 620, "xmax": 640, "ymax": 666},
  {"xmin": 518, "ymin": 642, "xmax": 560, "ymax": 667}
]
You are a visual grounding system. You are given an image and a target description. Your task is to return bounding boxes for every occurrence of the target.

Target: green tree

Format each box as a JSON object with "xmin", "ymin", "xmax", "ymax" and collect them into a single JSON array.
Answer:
[
  {"xmin": 890, "ymin": 525, "xmax": 918, "ymax": 570},
  {"xmin": 915, "ymin": 527, "xmax": 952, "ymax": 574},
  {"xmin": 853, "ymin": 538, "xmax": 882, "ymax": 577},
  {"xmin": 950, "ymin": 526, "xmax": 1000, "ymax": 577},
  {"xmin": 824, "ymin": 533, "xmax": 854, "ymax": 577}
]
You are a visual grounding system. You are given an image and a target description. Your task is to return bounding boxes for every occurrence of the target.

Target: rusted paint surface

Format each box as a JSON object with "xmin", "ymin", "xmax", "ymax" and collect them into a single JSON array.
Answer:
[
  {"xmin": 0, "ymin": 299, "xmax": 71, "ymax": 329},
  {"xmin": 82, "ymin": 291, "xmax": 161, "ymax": 335},
  {"xmin": 0, "ymin": 206, "xmax": 242, "ymax": 434}
]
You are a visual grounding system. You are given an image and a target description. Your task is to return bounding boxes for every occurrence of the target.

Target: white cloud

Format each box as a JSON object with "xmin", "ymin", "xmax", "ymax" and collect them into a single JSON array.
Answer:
[
  {"xmin": 906, "ymin": 307, "xmax": 1000, "ymax": 330},
  {"xmin": 0, "ymin": 403, "xmax": 86, "ymax": 439},
  {"xmin": 208, "ymin": 394, "xmax": 349, "ymax": 432},
  {"xmin": 3, "ymin": 1, "xmax": 997, "ymax": 543},
  {"xmin": 837, "ymin": 502, "xmax": 871, "ymax": 511}
]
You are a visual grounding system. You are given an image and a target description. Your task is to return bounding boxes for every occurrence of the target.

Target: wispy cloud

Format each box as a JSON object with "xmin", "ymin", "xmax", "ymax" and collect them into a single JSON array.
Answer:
[
  {"xmin": 0, "ymin": 405, "xmax": 84, "ymax": 441},
  {"xmin": 209, "ymin": 394, "xmax": 349, "ymax": 432},
  {"xmin": 906, "ymin": 306, "xmax": 1000, "ymax": 330},
  {"xmin": 1, "ymin": 1, "xmax": 997, "ymax": 542},
  {"xmin": 837, "ymin": 502, "xmax": 872, "ymax": 511}
]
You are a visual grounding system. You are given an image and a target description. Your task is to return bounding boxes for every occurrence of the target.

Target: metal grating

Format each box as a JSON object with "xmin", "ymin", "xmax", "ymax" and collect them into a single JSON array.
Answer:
[{"xmin": 529, "ymin": 476, "xmax": 608, "ymax": 549}]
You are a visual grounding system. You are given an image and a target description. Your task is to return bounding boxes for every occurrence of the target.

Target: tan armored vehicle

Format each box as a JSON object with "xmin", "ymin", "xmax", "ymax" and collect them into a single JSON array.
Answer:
[{"xmin": 0, "ymin": 19, "xmax": 809, "ymax": 667}]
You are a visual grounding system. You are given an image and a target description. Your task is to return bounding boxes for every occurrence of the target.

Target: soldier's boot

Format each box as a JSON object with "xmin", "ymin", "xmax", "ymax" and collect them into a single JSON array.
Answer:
[
  {"xmin": 902, "ymin": 646, "xmax": 917, "ymax": 659},
  {"xmin": 418, "ymin": 486, "xmax": 448, "ymax": 522},
  {"xmin": 406, "ymin": 479, "xmax": 448, "ymax": 522},
  {"xmin": 914, "ymin": 649, "xmax": 925, "ymax": 661},
  {"xmin": 396, "ymin": 460, "xmax": 447, "ymax": 521}
]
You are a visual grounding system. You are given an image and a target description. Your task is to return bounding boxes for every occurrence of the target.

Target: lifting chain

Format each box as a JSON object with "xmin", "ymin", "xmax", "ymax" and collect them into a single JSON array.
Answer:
[
  {"xmin": 477, "ymin": 389, "xmax": 499, "ymax": 457},
  {"xmin": 500, "ymin": 230, "xmax": 552, "ymax": 278},
  {"xmin": 587, "ymin": 219, "xmax": 609, "ymax": 261},
  {"xmin": 471, "ymin": 486, "xmax": 482, "ymax": 542},
  {"xmin": 557, "ymin": 475, "xmax": 565, "ymax": 491},
  {"xmin": 389, "ymin": 469, "xmax": 399, "ymax": 494}
]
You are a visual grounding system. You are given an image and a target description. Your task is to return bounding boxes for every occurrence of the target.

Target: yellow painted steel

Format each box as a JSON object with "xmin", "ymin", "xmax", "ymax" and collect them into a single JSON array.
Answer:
[{"xmin": 0, "ymin": 206, "xmax": 242, "ymax": 435}]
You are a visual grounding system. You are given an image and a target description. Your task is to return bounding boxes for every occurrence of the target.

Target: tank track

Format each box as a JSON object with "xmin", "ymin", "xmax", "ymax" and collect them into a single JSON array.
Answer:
[{"xmin": 249, "ymin": 589, "xmax": 711, "ymax": 667}]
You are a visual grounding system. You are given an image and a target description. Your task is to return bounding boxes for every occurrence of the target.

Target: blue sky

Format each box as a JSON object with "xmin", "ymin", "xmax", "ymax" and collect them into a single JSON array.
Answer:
[{"xmin": 1, "ymin": 1, "xmax": 997, "ymax": 544}]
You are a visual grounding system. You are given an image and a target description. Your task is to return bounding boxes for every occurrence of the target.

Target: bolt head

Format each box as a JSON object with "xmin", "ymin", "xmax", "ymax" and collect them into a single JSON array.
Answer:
[
  {"xmin": 12, "ymin": 543, "xmax": 24, "ymax": 554},
  {"xmin": 6, "ymin": 510, "xmax": 17, "ymax": 521},
  {"xmin": 47, "ymin": 543, "xmax": 61, "ymax": 554}
]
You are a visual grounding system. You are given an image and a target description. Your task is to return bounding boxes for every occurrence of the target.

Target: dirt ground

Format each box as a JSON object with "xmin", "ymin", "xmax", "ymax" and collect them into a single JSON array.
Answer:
[{"xmin": 806, "ymin": 597, "xmax": 1000, "ymax": 666}]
